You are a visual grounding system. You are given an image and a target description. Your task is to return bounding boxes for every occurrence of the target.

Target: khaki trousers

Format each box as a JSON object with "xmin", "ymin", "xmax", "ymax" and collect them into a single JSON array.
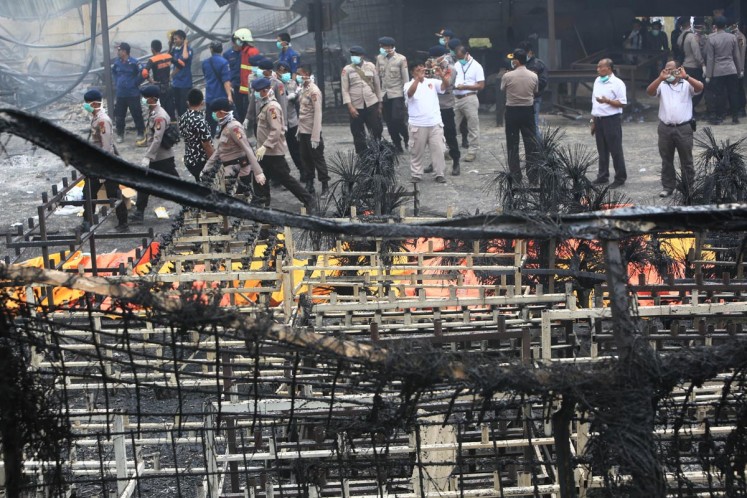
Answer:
[
  {"xmin": 454, "ymin": 93, "xmax": 480, "ymax": 154},
  {"xmin": 408, "ymin": 123, "xmax": 446, "ymax": 179}
]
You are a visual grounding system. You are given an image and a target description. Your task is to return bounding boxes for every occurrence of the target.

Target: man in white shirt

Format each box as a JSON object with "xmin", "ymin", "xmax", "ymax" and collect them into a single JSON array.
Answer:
[
  {"xmin": 453, "ymin": 45, "xmax": 485, "ymax": 162},
  {"xmin": 646, "ymin": 60, "xmax": 704, "ymax": 198},
  {"xmin": 404, "ymin": 60, "xmax": 451, "ymax": 183},
  {"xmin": 590, "ymin": 58, "xmax": 627, "ymax": 188}
]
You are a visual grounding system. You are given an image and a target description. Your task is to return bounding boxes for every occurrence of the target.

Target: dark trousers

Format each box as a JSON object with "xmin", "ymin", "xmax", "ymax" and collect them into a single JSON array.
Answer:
[
  {"xmin": 710, "ymin": 73, "xmax": 740, "ymax": 120},
  {"xmin": 299, "ymin": 133, "xmax": 330, "ymax": 183},
  {"xmin": 253, "ymin": 155, "xmax": 314, "ymax": 207},
  {"xmin": 83, "ymin": 177, "xmax": 128, "ymax": 225},
  {"xmin": 440, "ymin": 108, "xmax": 460, "ymax": 160},
  {"xmin": 234, "ymin": 86, "xmax": 248, "ymax": 122},
  {"xmin": 505, "ymin": 106, "xmax": 537, "ymax": 182},
  {"xmin": 658, "ymin": 121, "xmax": 695, "ymax": 191},
  {"xmin": 382, "ymin": 97, "xmax": 408, "ymax": 149},
  {"xmin": 135, "ymin": 157, "xmax": 179, "ymax": 212},
  {"xmin": 684, "ymin": 66, "xmax": 704, "ymax": 109},
  {"xmin": 594, "ymin": 114, "xmax": 627, "ymax": 183},
  {"xmin": 286, "ymin": 125, "xmax": 304, "ymax": 177},
  {"xmin": 172, "ymin": 87, "xmax": 190, "ymax": 118},
  {"xmin": 350, "ymin": 105, "xmax": 383, "ymax": 154},
  {"xmin": 113, "ymin": 96, "xmax": 145, "ymax": 137},
  {"xmin": 159, "ymin": 85, "xmax": 176, "ymax": 121}
]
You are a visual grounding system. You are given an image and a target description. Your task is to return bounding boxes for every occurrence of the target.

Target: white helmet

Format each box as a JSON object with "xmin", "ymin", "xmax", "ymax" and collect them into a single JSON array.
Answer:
[{"xmin": 233, "ymin": 28, "xmax": 254, "ymax": 45}]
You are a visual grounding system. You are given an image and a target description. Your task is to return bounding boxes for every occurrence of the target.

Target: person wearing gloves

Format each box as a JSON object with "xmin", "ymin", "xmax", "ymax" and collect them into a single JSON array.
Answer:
[
  {"xmin": 80, "ymin": 89, "xmax": 129, "ymax": 232},
  {"xmin": 296, "ymin": 65, "xmax": 330, "ymax": 195},
  {"xmin": 275, "ymin": 61, "xmax": 305, "ymax": 184},
  {"xmin": 130, "ymin": 85, "xmax": 179, "ymax": 223},
  {"xmin": 202, "ymin": 98, "xmax": 266, "ymax": 195},
  {"xmin": 244, "ymin": 57, "xmax": 288, "ymax": 138},
  {"xmin": 250, "ymin": 77, "xmax": 315, "ymax": 211}
]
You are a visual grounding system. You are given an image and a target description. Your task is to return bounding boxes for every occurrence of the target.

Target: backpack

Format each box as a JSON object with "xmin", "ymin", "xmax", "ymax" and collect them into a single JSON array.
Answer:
[{"xmin": 161, "ymin": 123, "xmax": 181, "ymax": 149}]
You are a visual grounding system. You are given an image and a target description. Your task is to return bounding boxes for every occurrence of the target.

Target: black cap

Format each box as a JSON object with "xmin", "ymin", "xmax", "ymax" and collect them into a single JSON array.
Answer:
[
  {"xmin": 84, "ymin": 89, "xmax": 103, "ymax": 102},
  {"xmin": 440, "ymin": 28, "xmax": 455, "ymax": 38},
  {"xmin": 378, "ymin": 36, "xmax": 395, "ymax": 46},
  {"xmin": 209, "ymin": 41, "xmax": 223, "ymax": 52},
  {"xmin": 211, "ymin": 98, "xmax": 233, "ymax": 112},
  {"xmin": 248, "ymin": 54, "xmax": 264, "ymax": 66},
  {"xmin": 428, "ymin": 45, "xmax": 447, "ymax": 57},
  {"xmin": 118, "ymin": 42, "xmax": 131, "ymax": 53},
  {"xmin": 140, "ymin": 85, "xmax": 160, "ymax": 98},
  {"xmin": 714, "ymin": 16, "xmax": 728, "ymax": 29},
  {"xmin": 448, "ymin": 38, "xmax": 462, "ymax": 50},
  {"xmin": 651, "ymin": 20, "xmax": 662, "ymax": 28},
  {"xmin": 251, "ymin": 77, "xmax": 272, "ymax": 91},
  {"xmin": 509, "ymin": 48, "xmax": 527, "ymax": 64},
  {"xmin": 349, "ymin": 45, "xmax": 365, "ymax": 55},
  {"xmin": 258, "ymin": 58, "xmax": 274, "ymax": 70},
  {"xmin": 276, "ymin": 60, "xmax": 291, "ymax": 71}
]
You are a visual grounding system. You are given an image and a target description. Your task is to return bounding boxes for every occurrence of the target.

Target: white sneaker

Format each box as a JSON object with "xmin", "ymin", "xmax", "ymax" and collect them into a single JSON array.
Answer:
[{"xmin": 464, "ymin": 152, "xmax": 476, "ymax": 162}]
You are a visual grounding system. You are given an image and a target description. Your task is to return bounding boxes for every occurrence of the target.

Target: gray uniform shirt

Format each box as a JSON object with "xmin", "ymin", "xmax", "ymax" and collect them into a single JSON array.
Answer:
[
  {"xmin": 341, "ymin": 60, "xmax": 382, "ymax": 109},
  {"xmin": 706, "ymin": 30, "xmax": 743, "ymax": 78},
  {"xmin": 298, "ymin": 82, "xmax": 323, "ymax": 142},
  {"xmin": 246, "ymin": 74, "xmax": 289, "ymax": 133},
  {"xmin": 284, "ymin": 79, "xmax": 300, "ymax": 128},
  {"xmin": 376, "ymin": 51, "xmax": 409, "ymax": 99},
  {"xmin": 678, "ymin": 31, "xmax": 703, "ymax": 69},
  {"xmin": 204, "ymin": 119, "xmax": 263, "ymax": 175},
  {"xmin": 144, "ymin": 105, "xmax": 174, "ymax": 161},
  {"xmin": 257, "ymin": 98, "xmax": 288, "ymax": 156},
  {"xmin": 91, "ymin": 110, "xmax": 115, "ymax": 154},
  {"xmin": 438, "ymin": 62, "xmax": 457, "ymax": 109}
]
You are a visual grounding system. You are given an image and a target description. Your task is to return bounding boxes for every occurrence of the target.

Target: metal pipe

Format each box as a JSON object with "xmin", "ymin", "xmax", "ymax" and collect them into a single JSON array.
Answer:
[{"xmin": 99, "ymin": 0, "xmax": 115, "ymax": 110}]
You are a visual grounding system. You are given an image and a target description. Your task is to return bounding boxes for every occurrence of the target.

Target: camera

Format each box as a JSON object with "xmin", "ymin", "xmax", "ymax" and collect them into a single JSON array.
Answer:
[{"xmin": 425, "ymin": 56, "xmax": 448, "ymax": 78}]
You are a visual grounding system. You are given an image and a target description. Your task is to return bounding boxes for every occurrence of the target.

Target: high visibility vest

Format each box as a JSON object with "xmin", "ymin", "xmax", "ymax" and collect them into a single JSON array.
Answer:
[{"xmin": 239, "ymin": 45, "xmax": 260, "ymax": 94}]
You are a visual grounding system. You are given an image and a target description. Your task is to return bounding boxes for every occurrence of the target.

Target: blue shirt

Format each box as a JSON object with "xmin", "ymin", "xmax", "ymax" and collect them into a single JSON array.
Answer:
[
  {"xmin": 171, "ymin": 45, "xmax": 194, "ymax": 88},
  {"xmin": 223, "ymin": 47, "xmax": 242, "ymax": 87},
  {"xmin": 202, "ymin": 55, "xmax": 231, "ymax": 102},
  {"xmin": 278, "ymin": 46, "xmax": 300, "ymax": 74},
  {"xmin": 112, "ymin": 56, "xmax": 142, "ymax": 98}
]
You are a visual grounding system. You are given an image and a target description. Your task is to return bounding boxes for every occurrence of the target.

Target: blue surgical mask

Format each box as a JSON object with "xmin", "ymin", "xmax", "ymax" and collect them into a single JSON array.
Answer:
[
  {"xmin": 280, "ymin": 73, "xmax": 291, "ymax": 83},
  {"xmin": 458, "ymin": 59, "xmax": 468, "ymax": 66},
  {"xmin": 651, "ymin": 30, "xmax": 660, "ymax": 36},
  {"xmin": 83, "ymin": 103, "xmax": 95, "ymax": 113},
  {"xmin": 276, "ymin": 41, "xmax": 283, "ymax": 50},
  {"xmin": 141, "ymin": 97, "xmax": 148, "ymax": 106},
  {"xmin": 253, "ymin": 67, "xmax": 262, "ymax": 76},
  {"xmin": 526, "ymin": 55, "xmax": 533, "ymax": 62},
  {"xmin": 599, "ymin": 75, "xmax": 610, "ymax": 83},
  {"xmin": 439, "ymin": 38, "xmax": 446, "ymax": 46},
  {"xmin": 254, "ymin": 91, "xmax": 262, "ymax": 100},
  {"xmin": 296, "ymin": 75, "xmax": 304, "ymax": 84},
  {"xmin": 450, "ymin": 50, "xmax": 457, "ymax": 57},
  {"xmin": 211, "ymin": 112, "xmax": 219, "ymax": 122},
  {"xmin": 379, "ymin": 47, "xmax": 387, "ymax": 56},
  {"xmin": 666, "ymin": 75, "xmax": 676, "ymax": 83},
  {"xmin": 351, "ymin": 55, "xmax": 362, "ymax": 65}
]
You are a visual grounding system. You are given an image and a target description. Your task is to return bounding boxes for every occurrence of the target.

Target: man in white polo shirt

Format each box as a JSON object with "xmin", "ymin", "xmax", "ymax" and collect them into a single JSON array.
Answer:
[
  {"xmin": 646, "ymin": 60, "xmax": 704, "ymax": 198},
  {"xmin": 404, "ymin": 60, "xmax": 451, "ymax": 183},
  {"xmin": 453, "ymin": 45, "xmax": 485, "ymax": 162},
  {"xmin": 590, "ymin": 58, "xmax": 627, "ymax": 188}
]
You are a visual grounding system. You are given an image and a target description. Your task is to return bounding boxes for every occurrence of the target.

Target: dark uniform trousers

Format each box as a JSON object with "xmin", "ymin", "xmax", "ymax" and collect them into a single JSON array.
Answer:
[
  {"xmin": 83, "ymin": 177, "xmax": 128, "ymax": 226},
  {"xmin": 234, "ymin": 87, "xmax": 248, "ymax": 123},
  {"xmin": 350, "ymin": 105, "xmax": 383, "ymax": 154},
  {"xmin": 159, "ymin": 85, "xmax": 176, "ymax": 121},
  {"xmin": 114, "ymin": 96, "xmax": 145, "ymax": 137},
  {"xmin": 440, "ymin": 108, "xmax": 461, "ymax": 161},
  {"xmin": 252, "ymin": 155, "xmax": 314, "ymax": 207},
  {"xmin": 505, "ymin": 106, "xmax": 538, "ymax": 183},
  {"xmin": 172, "ymin": 88, "xmax": 190, "ymax": 118},
  {"xmin": 382, "ymin": 97, "xmax": 409, "ymax": 149},
  {"xmin": 684, "ymin": 67, "xmax": 704, "ymax": 109},
  {"xmin": 594, "ymin": 114, "xmax": 627, "ymax": 183},
  {"xmin": 658, "ymin": 121, "xmax": 695, "ymax": 191},
  {"xmin": 299, "ymin": 133, "xmax": 330, "ymax": 183},
  {"xmin": 286, "ymin": 126, "xmax": 305, "ymax": 179},
  {"xmin": 135, "ymin": 157, "xmax": 179, "ymax": 212},
  {"xmin": 710, "ymin": 73, "xmax": 740, "ymax": 120}
]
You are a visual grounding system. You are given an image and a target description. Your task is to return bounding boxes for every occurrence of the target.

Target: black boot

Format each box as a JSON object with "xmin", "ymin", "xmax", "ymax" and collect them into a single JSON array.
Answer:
[
  {"xmin": 321, "ymin": 181, "xmax": 329, "ymax": 196},
  {"xmin": 305, "ymin": 180, "xmax": 316, "ymax": 194},
  {"xmin": 452, "ymin": 157, "xmax": 460, "ymax": 176}
]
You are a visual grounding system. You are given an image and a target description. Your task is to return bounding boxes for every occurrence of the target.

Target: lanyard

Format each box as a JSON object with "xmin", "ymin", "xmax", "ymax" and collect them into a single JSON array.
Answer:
[{"xmin": 459, "ymin": 58, "xmax": 473, "ymax": 83}]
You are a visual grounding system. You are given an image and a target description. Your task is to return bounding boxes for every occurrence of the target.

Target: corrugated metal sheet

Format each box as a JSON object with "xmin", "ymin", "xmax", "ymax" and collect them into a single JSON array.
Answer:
[{"xmin": 0, "ymin": 0, "xmax": 88, "ymax": 20}]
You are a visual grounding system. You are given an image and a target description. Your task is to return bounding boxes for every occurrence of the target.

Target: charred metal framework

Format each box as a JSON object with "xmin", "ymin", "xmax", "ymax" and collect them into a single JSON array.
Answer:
[{"xmin": 1, "ymin": 109, "xmax": 747, "ymax": 497}]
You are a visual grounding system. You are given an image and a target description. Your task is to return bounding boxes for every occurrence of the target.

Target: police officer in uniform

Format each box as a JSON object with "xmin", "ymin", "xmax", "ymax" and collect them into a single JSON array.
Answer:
[
  {"xmin": 130, "ymin": 86, "xmax": 180, "ymax": 223},
  {"xmin": 81, "ymin": 89, "xmax": 129, "ymax": 232},
  {"xmin": 276, "ymin": 61, "xmax": 305, "ymax": 185},
  {"xmin": 341, "ymin": 46, "xmax": 383, "ymax": 154},
  {"xmin": 251, "ymin": 78, "xmax": 315, "ymax": 211},
  {"xmin": 376, "ymin": 36, "xmax": 409, "ymax": 153},
  {"xmin": 245, "ymin": 58, "xmax": 288, "ymax": 138},
  {"xmin": 297, "ymin": 65, "xmax": 330, "ymax": 195},
  {"xmin": 204, "ymin": 98, "xmax": 266, "ymax": 194},
  {"xmin": 426, "ymin": 45, "xmax": 460, "ymax": 176}
]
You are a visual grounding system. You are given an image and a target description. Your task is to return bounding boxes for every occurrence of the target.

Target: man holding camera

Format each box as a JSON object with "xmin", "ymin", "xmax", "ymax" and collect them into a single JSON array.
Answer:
[{"xmin": 646, "ymin": 60, "xmax": 703, "ymax": 198}]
